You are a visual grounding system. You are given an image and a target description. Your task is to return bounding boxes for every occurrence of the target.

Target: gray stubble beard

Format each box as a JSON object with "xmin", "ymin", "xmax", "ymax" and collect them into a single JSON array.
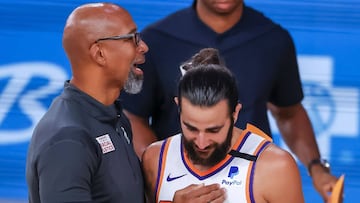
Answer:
[{"xmin": 124, "ymin": 69, "xmax": 143, "ymax": 94}]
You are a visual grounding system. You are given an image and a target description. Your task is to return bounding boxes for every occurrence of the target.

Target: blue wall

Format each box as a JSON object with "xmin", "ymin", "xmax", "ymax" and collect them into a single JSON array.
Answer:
[{"xmin": 0, "ymin": 0, "xmax": 359, "ymax": 202}]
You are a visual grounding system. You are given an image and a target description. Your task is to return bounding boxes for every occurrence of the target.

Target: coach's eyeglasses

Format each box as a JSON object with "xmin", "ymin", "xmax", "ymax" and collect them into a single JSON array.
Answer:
[{"xmin": 95, "ymin": 32, "xmax": 141, "ymax": 46}]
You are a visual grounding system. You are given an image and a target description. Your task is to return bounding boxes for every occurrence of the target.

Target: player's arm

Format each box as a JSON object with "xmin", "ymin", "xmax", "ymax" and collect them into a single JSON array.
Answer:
[
  {"xmin": 254, "ymin": 144, "xmax": 305, "ymax": 203},
  {"xmin": 141, "ymin": 141, "xmax": 163, "ymax": 203},
  {"xmin": 124, "ymin": 110, "xmax": 158, "ymax": 160},
  {"xmin": 268, "ymin": 103, "xmax": 337, "ymax": 201}
]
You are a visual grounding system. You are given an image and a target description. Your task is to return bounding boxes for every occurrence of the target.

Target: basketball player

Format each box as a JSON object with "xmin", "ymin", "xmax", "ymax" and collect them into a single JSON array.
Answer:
[{"xmin": 142, "ymin": 48, "xmax": 305, "ymax": 203}]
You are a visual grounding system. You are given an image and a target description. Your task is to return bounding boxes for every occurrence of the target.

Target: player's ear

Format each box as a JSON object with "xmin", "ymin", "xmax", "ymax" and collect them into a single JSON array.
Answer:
[
  {"xmin": 233, "ymin": 103, "xmax": 242, "ymax": 123},
  {"xmin": 174, "ymin": 97, "xmax": 179, "ymax": 105},
  {"xmin": 174, "ymin": 97, "xmax": 181, "ymax": 113}
]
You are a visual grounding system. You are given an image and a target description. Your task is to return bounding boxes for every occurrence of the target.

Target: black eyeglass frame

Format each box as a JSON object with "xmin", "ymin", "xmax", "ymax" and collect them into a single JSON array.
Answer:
[{"xmin": 95, "ymin": 32, "xmax": 141, "ymax": 46}]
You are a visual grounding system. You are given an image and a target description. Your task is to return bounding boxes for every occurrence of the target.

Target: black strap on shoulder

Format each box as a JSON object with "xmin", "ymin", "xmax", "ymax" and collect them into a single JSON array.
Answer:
[{"xmin": 228, "ymin": 150, "xmax": 258, "ymax": 161}]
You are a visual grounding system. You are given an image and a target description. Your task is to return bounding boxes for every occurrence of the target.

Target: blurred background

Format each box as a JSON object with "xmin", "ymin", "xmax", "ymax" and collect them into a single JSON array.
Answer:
[{"xmin": 0, "ymin": 0, "xmax": 359, "ymax": 202}]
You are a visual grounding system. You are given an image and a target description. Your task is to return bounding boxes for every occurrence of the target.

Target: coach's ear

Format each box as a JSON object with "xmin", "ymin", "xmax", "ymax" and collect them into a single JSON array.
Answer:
[{"xmin": 89, "ymin": 42, "xmax": 106, "ymax": 66}]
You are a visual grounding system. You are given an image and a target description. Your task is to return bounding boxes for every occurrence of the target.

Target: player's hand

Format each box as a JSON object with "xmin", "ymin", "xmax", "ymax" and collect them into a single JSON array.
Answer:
[{"xmin": 173, "ymin": 183, "xmax": 226, "ymax": 203}]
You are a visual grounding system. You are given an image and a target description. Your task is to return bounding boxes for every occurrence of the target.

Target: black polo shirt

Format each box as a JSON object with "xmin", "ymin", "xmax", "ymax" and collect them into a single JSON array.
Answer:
[{"xmin": 26, "ymin": 82, "xmax": 144, "ymax": 203}]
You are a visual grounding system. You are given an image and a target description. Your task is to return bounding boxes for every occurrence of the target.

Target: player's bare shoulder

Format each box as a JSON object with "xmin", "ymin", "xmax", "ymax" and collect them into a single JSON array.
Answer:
[
  {"xmin": 142, "ymin": 140, "xmax": 164, "ymax": 166},
  {"xmin": 257, "ymin": 143, "xmax": 298, "ymax": 175},
  {"xmin": 253, "ymin": 143, "xmax": 304, "ymax": 203},
  {"xmin": 142, "ymin": 139, "xmax": 165, "ymax": 200}
]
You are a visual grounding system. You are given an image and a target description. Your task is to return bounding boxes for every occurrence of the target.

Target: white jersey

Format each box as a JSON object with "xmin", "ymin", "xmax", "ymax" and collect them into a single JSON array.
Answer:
[{"xmin": 155, "ymin": 124, "xmax": 272, "ymax": 203}]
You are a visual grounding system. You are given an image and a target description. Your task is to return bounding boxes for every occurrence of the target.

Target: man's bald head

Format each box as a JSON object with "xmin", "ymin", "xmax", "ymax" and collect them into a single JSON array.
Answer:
[{"xmin": 62, "ymin": 3, "xmax": 134, "ymax": 66}]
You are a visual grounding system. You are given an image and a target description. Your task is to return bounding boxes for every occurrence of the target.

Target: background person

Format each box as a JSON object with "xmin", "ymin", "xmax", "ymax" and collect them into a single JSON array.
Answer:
[{"xmin": 26, "ymin": 2, "xmax": 148, "ymax": 202}]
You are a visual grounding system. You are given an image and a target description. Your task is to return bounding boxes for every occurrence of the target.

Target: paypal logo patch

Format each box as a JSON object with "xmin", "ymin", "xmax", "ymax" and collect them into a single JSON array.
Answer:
[
  {"xmin": 227, "ymin": 166, "xmax": 239, "ymax": 179},
  {"xmin": 223, "ymin": 166, "xmax": 242, "ymax": 186}
]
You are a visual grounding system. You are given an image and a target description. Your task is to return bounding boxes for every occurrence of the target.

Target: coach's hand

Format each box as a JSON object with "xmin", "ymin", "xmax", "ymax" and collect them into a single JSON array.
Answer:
[{"xmin": 173, "ymin": 183, "xmax": 226, "ymax": 203}]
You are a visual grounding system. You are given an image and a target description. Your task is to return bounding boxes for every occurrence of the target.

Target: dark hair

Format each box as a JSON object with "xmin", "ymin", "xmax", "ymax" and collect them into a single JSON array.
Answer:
[
  {"xmin": 178, "ymin": 48, "xmax": 238, "ymax": 115},
  {"xmin": 180, "ymin": 48, "xmax": 225, "ymax": 71}
]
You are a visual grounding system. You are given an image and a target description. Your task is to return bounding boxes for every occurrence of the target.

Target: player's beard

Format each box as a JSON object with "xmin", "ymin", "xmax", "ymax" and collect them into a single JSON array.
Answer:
[
  {"xmin": 124, "ymin": 68, "xmax": 143, "ymax": 94},
  {"xmin": 182, "ymin": 118, "xmax": 233, "ymax": 167}
]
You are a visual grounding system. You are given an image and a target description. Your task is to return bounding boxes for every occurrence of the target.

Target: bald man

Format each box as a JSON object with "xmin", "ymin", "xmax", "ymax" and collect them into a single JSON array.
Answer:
[{"xmin": 26, "ymin": 3, "xmax": 148, "ymax": 202}]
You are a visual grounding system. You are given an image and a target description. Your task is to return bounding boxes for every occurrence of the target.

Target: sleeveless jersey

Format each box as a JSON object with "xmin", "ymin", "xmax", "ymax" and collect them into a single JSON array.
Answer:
[{"xmin": 155, "ymin": 124, "xmax": 272, "ymax": 203}]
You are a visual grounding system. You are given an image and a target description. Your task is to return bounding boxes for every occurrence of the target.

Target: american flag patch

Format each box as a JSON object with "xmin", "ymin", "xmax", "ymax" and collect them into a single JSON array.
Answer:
[{"xmin": 96, "ymin": 134, "xmax": 115, "ymax": 154}]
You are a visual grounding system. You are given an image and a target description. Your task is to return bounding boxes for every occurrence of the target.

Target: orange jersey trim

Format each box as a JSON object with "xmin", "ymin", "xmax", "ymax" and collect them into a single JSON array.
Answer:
[
  {"xmin": 246, "ymin": 123, "xmax": 272, "ymax": 142},
  {"xmin": 245, "ymin": 138, "xmax": 271, "ymax": 202},
  {"xmin": 156, "ymin": 138, "xmax": 172, "ymax": 203}
]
